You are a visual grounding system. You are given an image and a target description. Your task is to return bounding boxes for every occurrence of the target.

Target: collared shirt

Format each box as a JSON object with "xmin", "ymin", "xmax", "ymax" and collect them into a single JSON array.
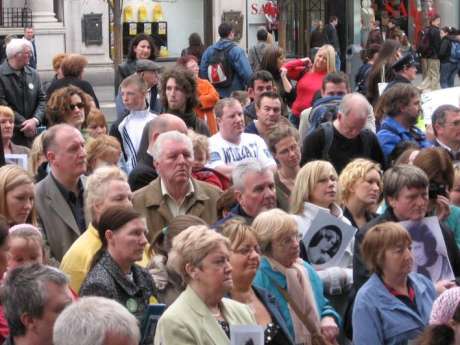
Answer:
[
  {"xmin": 51, "ymin": 174, "xmax": 86, "ymax": 232},
  {"xmin": 160, "ymin": 178, "xmax": 194, "ymax": 217},
  {"xmin": 436, "ymin": 138, "xmax": 460, "ymax": 162}
]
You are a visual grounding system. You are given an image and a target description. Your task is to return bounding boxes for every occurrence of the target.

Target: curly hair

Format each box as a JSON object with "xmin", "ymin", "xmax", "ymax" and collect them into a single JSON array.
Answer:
[
  {"xmin": 60, "ymin": 54, "xmax": 88, "ymax": 78},
  {"xmin": 160, "ymin": 67, "xmax": 198, "ymax": 112},
  {"xmin": 46, "ymin": 85, "xmax": 92, "ymax": 127},
  {"xmin": 339, "ymin": 158, "xmax": 382, "ymax": 203},
  {"xmin": 126, "ymin": 33, "xmax": 158, "ymax": 61}
]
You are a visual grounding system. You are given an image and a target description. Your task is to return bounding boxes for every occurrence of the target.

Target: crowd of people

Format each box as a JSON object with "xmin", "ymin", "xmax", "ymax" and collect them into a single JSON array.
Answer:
[{"xmin": 0, "ymin": 17, "xmax": 459, "ymax": 345}]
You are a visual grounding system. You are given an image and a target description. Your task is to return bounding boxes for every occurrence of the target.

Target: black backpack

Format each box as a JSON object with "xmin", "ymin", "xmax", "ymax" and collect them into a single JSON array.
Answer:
[
  {"xmin": 206, "ymin": 44, "xmax": 235, "ymax": 88},
  {"xmin": 417, "ymin": 27, "xmax": 433, "ymax": 58},
  {"xmin": 320, "ymin": 122, "xmax": 373, "ymax": 160},
  {"xmin": 306, "ymin": 96, "xmax": 342, "ymax": 137}
]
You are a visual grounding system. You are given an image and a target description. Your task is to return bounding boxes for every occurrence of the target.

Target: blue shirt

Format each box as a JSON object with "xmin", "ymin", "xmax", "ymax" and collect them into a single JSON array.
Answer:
[{"xmin": 377, "ymin": 117, "xmax": 432, "ymax": 159}]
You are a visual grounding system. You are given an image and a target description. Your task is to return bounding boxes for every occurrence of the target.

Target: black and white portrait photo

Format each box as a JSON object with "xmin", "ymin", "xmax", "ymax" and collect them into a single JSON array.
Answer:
[
  {"xmin": 307, "ymin": 225, "xmax": 342, "ymax": 265},
  {"xmin": 400, "ymin": 216, "xmax": 454, "ymax": 282},
  {"xmin": 301, "ymin": 209, "xmax": 356, "ymax": 270},
  {"xmin": 230, "ymin": 325, "xmax": 264, "ymax": 345}
]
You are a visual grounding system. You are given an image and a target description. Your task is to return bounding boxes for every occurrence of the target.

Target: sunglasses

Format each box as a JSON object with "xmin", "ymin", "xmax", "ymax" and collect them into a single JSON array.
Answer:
[{"xmin": 68, "ymin": 103, "xmax": 85, "ymax": 110}]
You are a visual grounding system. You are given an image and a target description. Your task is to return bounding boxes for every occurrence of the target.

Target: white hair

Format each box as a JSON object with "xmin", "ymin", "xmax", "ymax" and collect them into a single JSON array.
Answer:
[
  {"xmin": 338, "ymin": 92, "xmax": 371, "ymax": 118},
  {"xmin": 84, "ymin": 166, "xmax": 128, "ymax": 223},
  {"xmin": 232, "ymin": 160, "xmax": 269, "ymax": 191},
  {"xmin": 53, "ymin": 297, "xmax": 140, "ymax": 345},
  {"xmin": 152, "ymin": 130, "xmax": 193, "ymax": 161},
  {"xmin": 6, "ymin": 38, "xmax": 32, "ymax": 59}
]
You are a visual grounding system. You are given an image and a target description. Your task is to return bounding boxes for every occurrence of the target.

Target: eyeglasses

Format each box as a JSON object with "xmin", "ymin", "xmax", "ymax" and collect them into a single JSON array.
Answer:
[
  {"xmin": 68, "ymin": 103, "xmax": 85, "ymax": 111},
  {"xmin": 276, "ymin": 233, "xmax": 302, "ymax": 248}
]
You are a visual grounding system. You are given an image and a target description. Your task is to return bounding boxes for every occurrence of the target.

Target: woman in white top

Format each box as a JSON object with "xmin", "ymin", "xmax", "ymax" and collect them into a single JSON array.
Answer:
[{"xmin": 290, "ymin": 160, "xmax": 353, "ymax": 315}]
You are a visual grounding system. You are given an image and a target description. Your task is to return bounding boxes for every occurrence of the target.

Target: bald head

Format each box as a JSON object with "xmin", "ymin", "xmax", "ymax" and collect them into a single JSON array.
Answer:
[
  {"xmin": 148, "ymin": 113, "xmax": 188, "ymax": 151},
  {"xmin": 335, "ymin": 93, "xmax": 371, "ymax": 139}
]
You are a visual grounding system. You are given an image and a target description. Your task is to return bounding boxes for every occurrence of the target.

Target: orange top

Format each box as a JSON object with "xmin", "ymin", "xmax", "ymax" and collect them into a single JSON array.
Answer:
[{"xmin": 195, "ymin": 78, "xmax": 219, "ymax": 134}]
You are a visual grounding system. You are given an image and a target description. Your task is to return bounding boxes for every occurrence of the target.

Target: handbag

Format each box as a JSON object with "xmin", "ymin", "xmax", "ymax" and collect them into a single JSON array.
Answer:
[{"xmin": 270, "ymin": 278, "xmax": 334, "ymax": 345}]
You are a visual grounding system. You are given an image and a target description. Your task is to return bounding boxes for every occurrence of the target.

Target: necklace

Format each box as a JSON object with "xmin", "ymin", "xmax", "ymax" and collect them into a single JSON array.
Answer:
[{"xmin": 278, "ymin": 169, "xmax": 295, "ymax": 190}]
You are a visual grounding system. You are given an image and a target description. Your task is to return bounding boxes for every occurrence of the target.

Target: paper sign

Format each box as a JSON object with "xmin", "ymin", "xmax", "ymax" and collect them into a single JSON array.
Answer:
[
  {"xmin": 230, "ymin": 325, "xmax": 264, "ymax": 345},
  {"xmin": 421, "ymin": 87, "xmax": 460, "ymax": 125},
  {"xmin": 4, "ymin": 154, "xmax": 28, "ymax": 170},
  {"xmin": 400, "ymin": 216, "xmax": 454, "ymax": 282},
  {"xmin": 301, "ymin": 209, "xmax": 356, "ymax": 270}
]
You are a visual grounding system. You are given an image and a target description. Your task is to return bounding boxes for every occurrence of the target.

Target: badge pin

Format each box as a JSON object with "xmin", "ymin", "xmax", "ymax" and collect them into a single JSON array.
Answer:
[
  {"xmin": 126, "ymin": 298, "xmax": 138, "ymax": 313},
  {"xmin": 28, "ymin": 83, "xmax": 34, "ymax": 90}
]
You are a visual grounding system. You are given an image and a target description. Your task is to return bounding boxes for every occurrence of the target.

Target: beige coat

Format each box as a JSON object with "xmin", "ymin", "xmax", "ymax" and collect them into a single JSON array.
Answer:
[
  {"xmin": 154, "ymin": 285, "xmax": 256, "ymax": 345},
  {"xmin": 132, "ymin": 177, "xmax": 222, "ymax": 241}
]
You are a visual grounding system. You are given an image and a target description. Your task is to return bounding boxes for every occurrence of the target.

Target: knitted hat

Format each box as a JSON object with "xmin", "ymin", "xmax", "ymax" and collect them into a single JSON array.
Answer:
[{"xmin": 430, "ymin": 287, "xmax": 460, "ymax": 325}]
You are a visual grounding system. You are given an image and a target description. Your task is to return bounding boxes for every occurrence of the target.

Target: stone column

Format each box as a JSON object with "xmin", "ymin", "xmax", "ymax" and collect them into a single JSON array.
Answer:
[{"xmin": 30, "ymin": 0, "xmax": 62, "ymax": 27}]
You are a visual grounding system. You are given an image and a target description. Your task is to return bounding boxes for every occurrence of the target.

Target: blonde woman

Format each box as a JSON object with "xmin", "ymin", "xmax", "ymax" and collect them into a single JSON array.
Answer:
[
  {"xmin": 0, "ymin": 165, "xmax": 36, "ymax": 226},
  {"xmin": 252, "ymin": 209, "xmax": 340, "ymax": 344},
  {"xmin": 0, "ymin": 106, "xmax": 29, "ymax": 155},
  {"xmin": 285, "ymin": 44, "xmax": 336, "ymax": 127},
  {"xmin": 339, "ymin": 158, "xmax": 382, "ymax": 228},
  {"xmin": 155, "ymin": 225, "xmax": 256, "ymax": 345},
  {"xmin": 290, "ymin": 160, "xmax": 353, "ymax": 314}
]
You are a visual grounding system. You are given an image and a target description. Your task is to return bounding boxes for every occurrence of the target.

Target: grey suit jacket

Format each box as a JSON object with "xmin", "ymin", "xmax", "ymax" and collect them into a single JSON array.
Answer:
[
  {"xmin": 35, "ymin": 174, "xmax": 86, "ymax": 262},
  {"xmin": 154, "ymin": 285, "xmax": 256, "ymax": 345}
]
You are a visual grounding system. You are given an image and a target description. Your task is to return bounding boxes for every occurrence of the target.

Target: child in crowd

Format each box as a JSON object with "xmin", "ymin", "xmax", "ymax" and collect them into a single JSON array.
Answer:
[
  {"xmin": 188, "ymin": 130, "xmax": 230, "ymax": 190},
  {"xmin": 85, "ymin": 108, "xmax": 108, "ymax": 139},
  {"xmin": 7, "ymin": 224, "xmax": 46, "ymax": 271}
]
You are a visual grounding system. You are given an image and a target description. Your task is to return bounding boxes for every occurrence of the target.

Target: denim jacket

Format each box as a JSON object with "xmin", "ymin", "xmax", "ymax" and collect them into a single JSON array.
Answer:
[{"xmin": 352, "ymin": 272, "xmax": 436, "ymax": 345}]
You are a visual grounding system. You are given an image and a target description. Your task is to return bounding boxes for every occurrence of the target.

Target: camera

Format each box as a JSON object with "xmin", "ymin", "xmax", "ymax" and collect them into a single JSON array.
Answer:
[{"xmin": 428, "ymin": 182, "xmax": 448, "ymax": 199}]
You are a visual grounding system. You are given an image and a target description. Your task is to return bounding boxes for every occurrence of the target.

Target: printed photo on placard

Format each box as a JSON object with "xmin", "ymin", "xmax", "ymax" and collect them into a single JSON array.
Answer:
[
  {"xmin": 400, "ymin": 216, "xmax": 454, "ymax": 282},
  {"xmin": 301, "ymin": 209, "xmax": 356, "ymax": 270},
  {"xmin": 230, "ymin": 325, "xmax": 264, "ymax": 345},
  {"xmin": 4, "ymin": 154, "xmax": 27, "ymax": 170}
]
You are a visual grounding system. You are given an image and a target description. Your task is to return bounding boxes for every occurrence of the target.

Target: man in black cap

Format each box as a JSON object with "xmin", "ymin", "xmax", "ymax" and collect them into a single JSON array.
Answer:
[
  {"xmin": 116, "ymin": 59, "xmax": 163, "ymax": 119},
  {"xmin": 385, "ymin": 53, "xmax": 418, "ymax": 91}
]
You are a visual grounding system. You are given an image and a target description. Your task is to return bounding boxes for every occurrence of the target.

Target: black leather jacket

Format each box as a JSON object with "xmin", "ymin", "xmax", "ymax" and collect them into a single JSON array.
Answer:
[{"xmin": 0, "ymin": 61, "xmax": 45, "ymax": 144}]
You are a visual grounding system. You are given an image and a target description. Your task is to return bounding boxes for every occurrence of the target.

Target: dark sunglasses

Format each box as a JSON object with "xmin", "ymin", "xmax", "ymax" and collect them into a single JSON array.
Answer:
[{"xmin": 68, "ymin": 102, "xmax": 85, "ymax": 110}]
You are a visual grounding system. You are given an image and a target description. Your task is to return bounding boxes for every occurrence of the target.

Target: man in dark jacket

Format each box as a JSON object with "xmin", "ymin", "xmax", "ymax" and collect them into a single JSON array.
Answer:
[
  {"xmin": 325, "ymin": 16, "xmax": 341, "ymax": 69},
  {"xmin": 199, "ymin": 22, "xmax": 252, "ymax": 97},
  {"xmin": 353, "ymin": 165, "xmax": 460, "ymax": 292},
  {"xmin": 0, "ymin": 38, "xmax": 45, "ymax": 146},
  {"xmin": 419, "ymin": 15, "xmax": 442, "ymax": 91},
  {"xmin": 160, "ymin": 67, "xmax": 210, "ymax": 136}
]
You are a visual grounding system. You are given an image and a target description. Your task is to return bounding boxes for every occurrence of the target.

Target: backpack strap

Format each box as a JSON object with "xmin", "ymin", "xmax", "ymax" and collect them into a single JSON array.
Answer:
[
  {"xmin": 320, "ymin": 122, "xmax": 334, "ymax": 161},
  {"xmin": 359, "ymin": 129, "xmax": 373, "ymax": 158}
]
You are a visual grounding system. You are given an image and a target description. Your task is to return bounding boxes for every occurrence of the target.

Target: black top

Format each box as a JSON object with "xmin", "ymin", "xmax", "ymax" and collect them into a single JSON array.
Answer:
[
  {"xmin": 128, "ymin": 154, "xmax": 158, "ymax": 192},
  {"xmin": 426, "ymin": 25, "xmax": 442, "ymax": 59},
  {"xmin": 80, "ymin": 251, "xmax": 157, "ymax": 322},
  {"xmin": 46, "ymin": 77, "xmax": 100, "ymax": 108},
  {"xmin": 300, "ymin": 124, "xmax": 385, "ymax": 173},
  {"xmin": 51, "ymin": 173, "xmax": 86, "ymax": 233}
]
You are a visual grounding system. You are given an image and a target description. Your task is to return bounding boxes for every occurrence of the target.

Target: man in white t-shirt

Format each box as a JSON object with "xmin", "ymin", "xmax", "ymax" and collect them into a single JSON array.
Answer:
[{"xmin": 207, "ymin": 97, "xmax": 276, "ymax": 179}]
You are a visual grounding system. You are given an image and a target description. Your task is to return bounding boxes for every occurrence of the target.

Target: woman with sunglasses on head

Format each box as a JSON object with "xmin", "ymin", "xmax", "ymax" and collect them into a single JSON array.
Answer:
[{"xmin": 45, "ymin": 85, "xmax": 92, "ymax": 132}]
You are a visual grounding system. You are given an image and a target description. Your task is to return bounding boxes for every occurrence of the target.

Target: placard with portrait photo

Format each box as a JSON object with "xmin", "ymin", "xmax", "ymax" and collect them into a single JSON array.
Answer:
[
  {"xmin": 400, "ymin": 216, "xmax": 454, "ymax": 282},
  {"xmin": 301, "ymin": 209, "xmax": 356, "ymax": 270},
  {"xmin": 230, "ymin": 325, "xmax": 264, "ymax": 345}
]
